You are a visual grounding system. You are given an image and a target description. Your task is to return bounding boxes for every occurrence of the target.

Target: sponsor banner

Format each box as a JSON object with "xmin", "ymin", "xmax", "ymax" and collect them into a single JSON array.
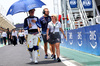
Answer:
[
  {"xmin": 69, "ymin": 0, "xmax": 77, "ymax": 8},
  {"xmin": 61, "ymin": 24, "xmax": 100, "ymax": 56},
  {"xmin": 82, "ymin": 0, "xmax": 92, "ymax": 8},
  {"xmin": 69, "ymin": 0, "xmax": 92, "ymax": 8}
]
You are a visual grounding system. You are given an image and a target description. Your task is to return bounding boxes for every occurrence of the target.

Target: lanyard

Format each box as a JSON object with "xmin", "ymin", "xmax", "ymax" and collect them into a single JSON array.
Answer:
[{"xmin": 52, "ymin": 22, "xmax": 58, "ymax": 33}]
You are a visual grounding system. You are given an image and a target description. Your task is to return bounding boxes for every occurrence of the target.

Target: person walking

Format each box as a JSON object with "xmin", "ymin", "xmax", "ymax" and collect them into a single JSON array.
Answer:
[
  {"xmin": 47, "ymin": 14, "xmax": 66, "ymax": 62},
  {"xmin": 9, "ymin": 30, "xmax": 12, "ymax": 44},
  {"xmin": 7, "ymin": 28, "xmax": 11, "ymax": 45},
  {"xmin": 2, "ymin": 30, "xmax": 7, "ymax": 45},
  {"xmin": 40, "ymin": 8, "xmax": 52, "ymax": 59},
  {"xmin": 11, "ymin": 29, "xmax": 18, "ymax": 46},
  {"xmin": 24, "ymin": 9, "xmax": 41, "ymax": 63},
  {"xmin": 0, "ymin": 31, "xmax": 3, "ymax": 44},
  {"xmin": 18, "ymin": 29, "xmax": 24, "ymax": 44}
]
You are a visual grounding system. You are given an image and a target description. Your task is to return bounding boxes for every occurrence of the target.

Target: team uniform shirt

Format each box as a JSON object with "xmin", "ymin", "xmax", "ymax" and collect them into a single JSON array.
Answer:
[
  {"xmin": 12, "ymin": 31, "xmax": 17, "ymax": 37},
  {"xmin": 18, "ymin": 32, "xmax": 24, "ymax": 37},
  {"xmin": 47, "ymin": 21, "xmax": 61, "ymax": 33},
  {"xmin": 2, "ymin": 32, "xmax": 7, "ymax": 37},
  {"xmin": 40, "ymin": 16, "xmax": 51, "ymax": 34},
  {"xmin": 24, "ymin": 16, "xmax": 41, "ymax": 34}
]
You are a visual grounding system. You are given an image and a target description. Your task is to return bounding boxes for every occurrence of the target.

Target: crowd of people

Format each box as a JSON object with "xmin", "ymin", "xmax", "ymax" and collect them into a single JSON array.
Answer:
[{"xmin": 0, "ymin": 28, "xmax": 26, "ymax": 46}]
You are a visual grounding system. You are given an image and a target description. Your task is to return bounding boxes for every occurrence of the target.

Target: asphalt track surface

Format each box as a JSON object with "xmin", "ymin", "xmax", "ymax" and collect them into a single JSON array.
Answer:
[{"xmin": 0, "ymin": 44, "xmax": 66, "ymax": 66}]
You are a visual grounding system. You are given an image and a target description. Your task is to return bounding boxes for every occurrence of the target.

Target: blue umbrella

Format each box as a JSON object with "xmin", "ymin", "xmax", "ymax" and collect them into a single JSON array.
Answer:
[
  {"xmin": 7, "ymin": 0, "xmax": 45, "ymax": 15},
  {"xmin": 25, "ymin": 0, "xmax": 45, "ymax": 11}
]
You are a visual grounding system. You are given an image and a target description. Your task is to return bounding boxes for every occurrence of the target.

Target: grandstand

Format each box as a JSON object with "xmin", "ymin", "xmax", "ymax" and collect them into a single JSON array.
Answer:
[{"xmin": 0, "ymin": 5, "xmax": 15, "ymax": 30}]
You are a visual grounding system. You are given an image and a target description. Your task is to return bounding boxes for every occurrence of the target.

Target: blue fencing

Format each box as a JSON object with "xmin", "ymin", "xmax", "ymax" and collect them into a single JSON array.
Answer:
[{"xmin": 61, "ymin": 24, "xmax": 100, "ymax": 56}]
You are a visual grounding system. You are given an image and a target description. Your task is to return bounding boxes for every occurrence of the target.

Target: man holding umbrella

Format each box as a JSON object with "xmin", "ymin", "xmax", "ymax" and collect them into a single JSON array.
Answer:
[
  {"xmin": 7, "ymin": 0, "xmax": 45, "ymax": 64},
  {"xmin": 24, "ymin": 9, "xmax": 41, "ymax": 64}
]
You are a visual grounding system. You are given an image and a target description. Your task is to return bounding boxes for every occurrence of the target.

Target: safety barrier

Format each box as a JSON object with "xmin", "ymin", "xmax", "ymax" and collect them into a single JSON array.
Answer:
[{"xmin": 61, "ymin": 24, "xmax": 100, "ymax": 56}]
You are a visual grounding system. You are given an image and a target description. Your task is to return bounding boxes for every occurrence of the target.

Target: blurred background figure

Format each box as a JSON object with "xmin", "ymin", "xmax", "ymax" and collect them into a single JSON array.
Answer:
[
  {"xmin": 2, "ymin": 30, "xmax": 7, "ymax": 45},
  {"xmin": 22, "ymin": 29, "xmax": 25, "ymax": 43},
  {"xmin": 0, "ymin": 31, "xmax": 3, "ymax": 44},
  {"xmin": 11, "ymin": 29, "xmax": 17, "ymax": 46},
  {"xmin": 24, "ymin": 30, "xmax": 28, "ymax": 42},
  {"xmin": 7, "ymin": 28, "xmax": 11, "ymax": 45},
  {"xmin": 18, "ymin": 29, "xmax": 24, "ymax": 44},
  {"xmin": 9, "ymin": 30, "xmax": 12, "ymax": 44}
]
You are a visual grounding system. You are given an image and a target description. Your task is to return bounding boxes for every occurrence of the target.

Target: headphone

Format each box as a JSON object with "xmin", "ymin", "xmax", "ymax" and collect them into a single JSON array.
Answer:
[
  {"xmin": 43, "ymin": 8, "xmax": 49, "ymax": 14},
  {"xmin": 43, "ymin": 9, "xmax": 45, "ymax": 14}
]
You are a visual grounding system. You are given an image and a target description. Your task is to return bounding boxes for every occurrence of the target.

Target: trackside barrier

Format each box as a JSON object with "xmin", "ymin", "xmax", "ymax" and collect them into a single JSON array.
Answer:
[{"xmin": 61, "ymin": 24, "xmax": 100, "ymax": 56}]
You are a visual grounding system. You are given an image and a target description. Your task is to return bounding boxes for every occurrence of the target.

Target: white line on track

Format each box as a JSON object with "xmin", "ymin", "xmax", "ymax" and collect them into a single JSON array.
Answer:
[{"xmin": 41, "ymin": 45, "xmax": 77, "ymax": 66}]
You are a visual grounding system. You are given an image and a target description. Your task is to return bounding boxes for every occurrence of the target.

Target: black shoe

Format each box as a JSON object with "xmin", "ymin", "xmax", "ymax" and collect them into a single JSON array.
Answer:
[
  {"xmin": 51, "ymin": 54, "xmax": 54, "ymax": 59},
  {"xmin": 57, "ymin": 58, "xmax": 61, "ymax": 62},
  {"xmin": 45, "ymin": 54, "xmax": 48, "ymax": 59},
  {"xmin": 53, "ymin": 55, "xmax": 56, "ymax": 60}
]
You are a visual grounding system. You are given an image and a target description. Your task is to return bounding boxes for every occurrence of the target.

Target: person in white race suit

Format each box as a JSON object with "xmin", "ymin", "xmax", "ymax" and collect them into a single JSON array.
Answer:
[{"xmin": 24, "ymin": 9, "xmax": 41, "ymax": 64}]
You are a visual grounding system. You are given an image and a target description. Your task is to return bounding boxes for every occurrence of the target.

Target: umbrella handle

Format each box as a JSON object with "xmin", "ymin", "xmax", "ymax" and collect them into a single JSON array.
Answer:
[
  {"xmin": 29, "ymin": 19, "xmax": 31, "ymax": 24},
  {"xmin": 26, "ymin": 12, "xmax": 31, "ymax": 24}
]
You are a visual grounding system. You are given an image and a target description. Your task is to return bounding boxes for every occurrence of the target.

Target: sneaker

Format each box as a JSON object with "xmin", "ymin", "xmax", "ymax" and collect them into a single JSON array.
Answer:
[
  {"xmin": 57, "ymin": 58, "xmax": 61, "ymax": 62},
  {"xmin": 45, "ymin": 54, "xmax": 48, "ymax": 59},
  {"xmin": 51, "ymin": 54, "xmax": 54, "ymax": 59},
  {"xmin": 30, "ymin": 57, "xmax": 33, "ymax": 62},
  {"xmin": 34, "ymin": 60, "xmax": 38, "ymax": 64},
  {"xmin": 53, "ymin": 55, "xmax": 56, "ymax": 60}
]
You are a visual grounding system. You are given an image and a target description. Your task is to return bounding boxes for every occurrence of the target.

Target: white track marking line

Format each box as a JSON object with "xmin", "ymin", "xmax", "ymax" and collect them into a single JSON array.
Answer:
[{"xmin": 41, "ymin": 45, "xmax": 77, "ymax": 66}]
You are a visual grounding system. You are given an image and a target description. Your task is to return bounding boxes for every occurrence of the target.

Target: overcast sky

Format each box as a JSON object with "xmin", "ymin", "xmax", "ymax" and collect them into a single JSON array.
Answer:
[{"xmin": 0, "ymin": 0, "xmax": 55, "ymax": 25}]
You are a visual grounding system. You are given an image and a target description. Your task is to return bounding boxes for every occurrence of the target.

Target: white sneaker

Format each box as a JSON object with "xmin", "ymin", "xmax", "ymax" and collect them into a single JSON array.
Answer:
[
  {"xmin": 34, "ymin": 60, "xmax": 38, "ymax": 64},
  {"xmin": 30, "ymin": 57, "xmax": 33, "ymax": 62}
]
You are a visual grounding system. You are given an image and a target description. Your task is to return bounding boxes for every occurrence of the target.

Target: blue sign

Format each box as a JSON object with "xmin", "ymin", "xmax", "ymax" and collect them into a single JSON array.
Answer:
[
  {"xmin": 69, "ymin": 0, "xmax": 92, "ymax": 8},
  {"xmin": 61, "ymin": 24, "xmax": 100, "ymax": 56},
  {"xmin": 82, "ymin": 0, "xmax": 92, "ymax": 8},
  {"xmin": 69, "ymin": 0, "xmax": 77, "ymax": 8}
]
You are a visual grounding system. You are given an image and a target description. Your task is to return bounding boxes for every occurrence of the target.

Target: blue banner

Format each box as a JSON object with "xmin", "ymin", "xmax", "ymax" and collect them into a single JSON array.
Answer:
[
  {"xmin": 61, "ymin": 24, "xmax": 100, "ymax": 56},
  {"xmin": 69, "ymin": 0, "xmax": 77, "ymax": 8},
  {"xmin": 69, "ymin": 0, "xmax": 92, "ymax": 8},
  {"xmin": 82, "ymin": 0, "xmax": 92, "ymax": 8}
]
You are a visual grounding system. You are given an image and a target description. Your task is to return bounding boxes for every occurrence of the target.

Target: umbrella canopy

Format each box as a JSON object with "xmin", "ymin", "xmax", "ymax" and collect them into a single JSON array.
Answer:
[{"xmin": 7, "ymin": 0, "xmax": 45, "ymax": 15}]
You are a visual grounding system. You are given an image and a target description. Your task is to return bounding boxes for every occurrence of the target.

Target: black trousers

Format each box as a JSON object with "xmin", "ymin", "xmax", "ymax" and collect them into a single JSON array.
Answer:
[
  {"xmin": 12, "ymin": 36, "xmax": 17, "ymax": 46},
  {"xmin": 19, "ymin": 36, "xmax": 24, "ymax": 44},
  {"xmin": 7, "ymin": 37, "xmax": 11, "ymax": 45},
  {"xmin": 3, "ymin": 37, "xmax": 6, "ymax": 45}
]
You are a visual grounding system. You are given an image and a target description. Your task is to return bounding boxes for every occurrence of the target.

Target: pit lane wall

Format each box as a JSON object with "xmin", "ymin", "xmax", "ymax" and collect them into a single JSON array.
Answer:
[{"xmin": 61, "ymin": 24, "xmax": 100, "ymax": 56}]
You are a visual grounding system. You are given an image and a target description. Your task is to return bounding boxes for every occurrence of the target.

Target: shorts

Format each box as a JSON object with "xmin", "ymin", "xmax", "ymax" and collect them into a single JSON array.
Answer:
[
  {"xmin": 42, "ymin": 34, "xmax": 48, "ymax": 43},
  {"xmin": 48, "ymin": 32, "xmax": 61, "ymax": 44}
]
